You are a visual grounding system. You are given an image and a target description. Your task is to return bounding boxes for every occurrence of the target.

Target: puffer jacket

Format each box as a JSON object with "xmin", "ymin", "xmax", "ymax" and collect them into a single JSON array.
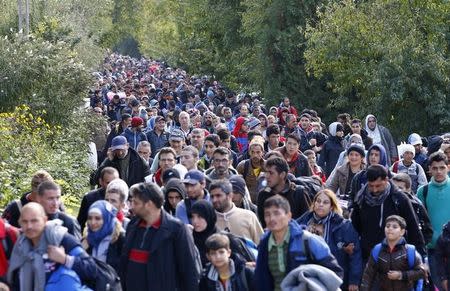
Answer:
[{"xmin": 361, "ymin": 238, "xmax": 425, "ymax": 291}]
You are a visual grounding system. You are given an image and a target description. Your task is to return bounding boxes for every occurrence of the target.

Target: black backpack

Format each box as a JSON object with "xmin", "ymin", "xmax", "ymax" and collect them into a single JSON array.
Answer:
[
  {"xmin": 291, "ymin": 176, "xmax": 324, "ymax": 201},
  {"xmin": 87, "ymin": 258, "xmax": 122, "ymax": 291}
]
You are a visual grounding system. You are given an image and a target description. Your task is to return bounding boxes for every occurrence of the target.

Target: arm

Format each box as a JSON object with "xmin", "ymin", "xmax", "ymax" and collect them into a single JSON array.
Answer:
[
  {"xmin": 174, "ymin": 224, "xmax": 200, "ymax": 291},
  {"xmin": 77, "ymin": 195, "xmax": 89, "ymax": 232},
  {"xmin": 400, "ymin": 196, "xmax": 426, "ymax": 256},
  {"xmin": 249, "ymin": 213, "xmax": 264, "ymax": 245},
  {"xmin": 325, "ymin": 170, "xmax": 340, "ymax": 193},
  {"xmin": 309, "ymin": 235, "xmax": 344, "ymax": 278},
  {"xmin": 344, "ymin": 222, "xmax": 363, "ymax": 286},
  {"xmin": 401, "ymin": 250, "xmax": 425, "ymax": 282},
  {"xmin": 416, "ymin": 164, "xmax": 428, "ymax": 188},
  {"xmin": 360, "ymin": 255, "xmax": 376, "ymax": 291},
  {"xmin": 175, "ymin": 202, "xmax": 190, "ymax": 224},
  {"xmin": 435, "ymin": 236, "xmax": 449, "ymax": 283}
]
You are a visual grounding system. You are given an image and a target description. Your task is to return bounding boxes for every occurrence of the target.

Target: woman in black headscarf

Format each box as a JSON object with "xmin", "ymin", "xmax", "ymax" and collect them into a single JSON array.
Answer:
[{"xmin": 190, "ymin": 200, "xmax": 217, "ymax": 267}]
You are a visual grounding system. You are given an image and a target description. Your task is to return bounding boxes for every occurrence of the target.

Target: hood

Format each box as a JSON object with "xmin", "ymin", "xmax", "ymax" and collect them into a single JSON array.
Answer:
[
  {"xmin": 367, "ymin": 144, "xmax": 389, "ymax": 168},
  {"xmin": 44, "ymin": 219, "xmax": 68, "ymax": 246},
  {"xmin": 365, "ymin": 114, "xmax": 377, "ymax": 131},
  {"xmin": 328, "ymin": 122, "xmax": 343, "ymax": 137},
  {"xmin": 232, "ymin": 116, "xmax": 247, "ymax": 137},
  {"xmin": 346, "ymin": 133, "xmax": 364, "ymax": 149},
  {"xmin": 427, "ymin": 135, "xmax": 443, "ymax": 155},
  {"xmin": 164, "ymin": 178, "xmax": 187, "ymax": 200}
]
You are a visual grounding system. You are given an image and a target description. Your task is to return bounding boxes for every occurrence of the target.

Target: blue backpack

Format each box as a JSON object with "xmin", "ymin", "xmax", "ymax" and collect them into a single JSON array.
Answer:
[{"xmin": 371, "ymin": 243, "xmax": 423, "ymax": 291}]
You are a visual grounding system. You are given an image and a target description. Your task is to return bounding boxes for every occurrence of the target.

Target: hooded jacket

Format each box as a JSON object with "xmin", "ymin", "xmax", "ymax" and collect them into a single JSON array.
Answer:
[
  {"xmin": 254, "ymin": 220, "xmax": 343, "ymax": 291},
  {"xmin": 297, "ymin": 212, "xmax": 362, "ymax": 287},
  {"xmin": 163, "ymin": 178, "xmax": 187, "ymax": 215},
  {"xmin": 364, "ymin": 115, "xmax": 398, "ymax": 165},
  {"xmin": 361, "ymin": 238, "xmax": 424, "ymax": 291},
  {"xmin": 318, "ymin": 122, "xmax": 345, "ymax": 177},
  {"xmin": 232, "ymin": 117, "xmax": 249, "ymax": 152}
]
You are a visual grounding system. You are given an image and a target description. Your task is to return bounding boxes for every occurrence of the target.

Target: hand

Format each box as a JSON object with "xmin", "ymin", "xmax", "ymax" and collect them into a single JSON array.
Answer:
[
  {"xmin": 47, "ymin": 245, "xmax": 67, "ymax": 265},
  {"xmin": 309, "ymin": 138, "xmax": 317, "ymax": 146},
  {"xmin": 107, "ymin": 148, "xmax": 114, "ymax": 161},
  {"xmin": 343, "ymin": 243, "xmax": 355, "ymax": 255},
  {"xmin": 245, "ymin": 261, "xmax": 256, "ymax": 268},
  {"xmin": 348, "ymin": 284, "xmax": 359, "ymax": 291},
  {"xmin": 387, "ymin": 270, "xmax": 402, "ymax": 280},
  {"xmin": 442, "ymin": 280, "xmax": 448, "ymax": 291},
  {"xmin": 0, "ymin": 282, "xmax": 10, "ymax": 291}
]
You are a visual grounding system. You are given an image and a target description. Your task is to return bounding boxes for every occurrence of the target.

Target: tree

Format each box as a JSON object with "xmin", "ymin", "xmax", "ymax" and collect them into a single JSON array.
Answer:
[{"xmin": 304, "ymin": 0, "xmax": 450, "ymax": 138}]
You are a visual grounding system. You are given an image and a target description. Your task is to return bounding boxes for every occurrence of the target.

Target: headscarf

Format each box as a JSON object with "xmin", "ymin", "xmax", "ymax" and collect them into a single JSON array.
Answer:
[
  {"xmin": 87, "ymin": 200, "xmax": 117, "ymax": 248},
  {"xmin": 191, "ymin": 200, "xmax": 217, "ymax": 266},
  {"xmin": 232, "ymin": 117, "xmax": 248, "ymax": 138},
  {"xmin": 365, "ymin": 114, "xmax": 381, "ymax": 144}
]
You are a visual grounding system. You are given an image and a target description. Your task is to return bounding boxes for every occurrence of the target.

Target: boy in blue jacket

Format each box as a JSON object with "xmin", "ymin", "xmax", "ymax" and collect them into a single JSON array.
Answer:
[{"xmin": 254, "ymin": 195, "xmax": 343, "ymax": 291}]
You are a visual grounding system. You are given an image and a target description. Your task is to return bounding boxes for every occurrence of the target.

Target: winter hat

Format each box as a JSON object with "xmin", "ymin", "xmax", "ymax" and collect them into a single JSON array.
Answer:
[
  {"xmin": 190, "ymin": 200, "xmax": 217, "ymax": 232},
  {"xmin": 131, "ymin": 116, "xmax": 143, "ymax": 128},
  {"xmin": 408, "ymin": 133, "xmax": 422, "ymax": 146},
  {"xmin": 347, "ymin": 144, "xmax": 365, "ymax": 157},
  {"xmin": 229, "ymin": 175, "xmax": 246, "ymax": 197},
  {"xmin": 247, "ymin": 117, "xmax": 261, "ymax": 130},
  {"xmin": 162, "ymin": 168, "xmax": 180, "ymax": 184},
  {"xmin": 87, "ymin": 200, "xmax": 118, "ymax": 248},
  {"xmin": 398, "ymin": 144, "xmax": 416, "ymax": 158}
]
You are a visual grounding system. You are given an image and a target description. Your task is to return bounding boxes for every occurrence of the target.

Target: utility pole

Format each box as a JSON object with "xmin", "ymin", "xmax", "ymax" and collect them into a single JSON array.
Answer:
[
  {"xmin": 17, "ymin": 0, "xmax": 23, "ymax": 33},
  {"xmin": 25, "ymin": 0, "xmax": 30, "ymax": 35}
]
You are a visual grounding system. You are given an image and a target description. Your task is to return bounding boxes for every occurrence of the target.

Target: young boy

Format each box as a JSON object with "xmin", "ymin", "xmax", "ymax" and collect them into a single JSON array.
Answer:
[
  {"xmin": 361, "ymin": 215, "xmax": 425, "ymax": 291},
  {"xmin": 199, "ymin": 233, "xmax": 254, "ymax": 291},
  {"xmin": 304, "ymin": 149, "xmax": 326, "ymax": 183}
]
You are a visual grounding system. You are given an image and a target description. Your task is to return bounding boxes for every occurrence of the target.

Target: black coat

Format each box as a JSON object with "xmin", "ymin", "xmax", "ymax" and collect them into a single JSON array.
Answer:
[
  {"xmin": 351, "ymin": 182, "xmax": 426, "ymax": 259},
  {"xmin": 77, "ymin": 188, "xmax": 105, "ymax": 232},
  {"xmin": 257, "ymin": 181, "xmax": 311, "ymax": 228},
  {"xmin": 120, "ymin": 210, "xmax": 200, "ymax": 291},
  {"xmin": 97, "ymin": 148, "xmax": 150, "ymax": 187},
  {"xmin": 435, "ymin": 221, "xmax": 450, "ymax": 281}
]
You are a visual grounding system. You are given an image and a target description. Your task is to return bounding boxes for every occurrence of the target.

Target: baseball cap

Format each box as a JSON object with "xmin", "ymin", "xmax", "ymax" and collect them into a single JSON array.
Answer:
[
  {"xmin": 169, "ymin": 129, "xmax": 185, "ymax": 142},
  {"xmin": 408, "ymin": 133, "xmax": 422, "ymax": 146},
  {"xmin": 111, "ymin": 136, "xmax": 128, "ymax": 151},
  {"xmin": 182, "ymin": 170, "xmax": 205, "ymax": 185},
  {"xmin": 155, "ymin": 116, "xmax": 165, "ymax": 123},
  {"xmin": 162, "ymin": 168, "xmax": 180, "ymax": 183}
]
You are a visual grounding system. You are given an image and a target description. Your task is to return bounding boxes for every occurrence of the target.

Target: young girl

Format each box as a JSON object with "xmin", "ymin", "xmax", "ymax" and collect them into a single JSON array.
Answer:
[{"xmin": 361, "ymin": 215, "xmax": 425, "ymax": 291}]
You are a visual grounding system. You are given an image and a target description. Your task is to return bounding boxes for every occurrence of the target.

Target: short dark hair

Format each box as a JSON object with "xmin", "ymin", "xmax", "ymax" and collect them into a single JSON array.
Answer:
[
  {"xmin": 205, "ymin": 134, "xmax": 220, "ymax": 147},
  {"xmin": 213, "ymin": 147, "xmax": 232, "ymax": 159},
  {"xmin": 37, "ymin": 181, "xmax": 61, "ymax": 196},
  {"xmin": 392, "ymin": 173, "xmax": 412, "ymax": 190},
  {"xmin": 264, "ymin": 195, "xmax": 291, "ymax": 214},
  {"xmin": 100, "ymin": 167, "xmax": 119, "ymax": 180},
  {"xmin": 366, "ymin": 164, "xmax": 388, "ymax": 181},
  {"xmin": 205, "ymin": 233, "xmax": 230, "ymax": 252},
  {"xmin": 351, "ymin": 118, "xmax": 361, "ymax": 125},
  {"xmin": 286, "ymin": 133, "xmax": 301, "ymax": 145},
  {"xmin": 385, "ymin": 215, "xmax": 407, "ymax": 229},
  {"xmin": 428, "ymin": 151, "xmax": 448, "ymax": 166},
  {"xmin": 159, "ymin": 147, "xmax": 177, "ymax": 159},
  {"xmin": 248, "ymin": 130, "xmax": 263, "ymax": 142},
  {"xmin": 266, "ymin": 124, "xmax": 280, "ymax": 137},
  {"xmin": 130, "ymin": 182, "xmax": 164, "ymax": 208},
  {"xmin": 265, "ymin": 157, "xmax": 289, "ymax": 175},
  {"xmin": 209, "ymin": 180, "xmax": 232, "ymax": 195},
  {"xmin": 216, "ymin": 129, "xmax": 231, "ymax": 141}
]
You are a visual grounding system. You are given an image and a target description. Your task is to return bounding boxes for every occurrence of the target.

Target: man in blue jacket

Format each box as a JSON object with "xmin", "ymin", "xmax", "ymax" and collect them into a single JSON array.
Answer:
[{"xmin": 254, "ymin": 195, "xmax": 343, "ymax": 291}]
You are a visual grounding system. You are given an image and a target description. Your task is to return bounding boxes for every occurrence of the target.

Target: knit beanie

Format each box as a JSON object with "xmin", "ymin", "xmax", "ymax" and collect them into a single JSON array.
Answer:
[{"xmin": 347, "ymin": 144, "xmax": 366, "ymax": 157}]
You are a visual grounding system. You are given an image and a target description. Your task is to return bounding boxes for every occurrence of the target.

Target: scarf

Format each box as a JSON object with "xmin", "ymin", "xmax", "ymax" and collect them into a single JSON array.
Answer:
[
  {"xmin": 87, "ymin": 200, "xmax": 117, "ymax": 249},
  {"xmin": 7, "ymin": 220, "xmax": 67, "ymax": 291},
  {"xmin": 308, "ymin": 212, "xmax": 333, "ymax": 243},
  {"xmin": 357, "ymin": 182, "xmax": 391, "ymax": 227},
  {"xmin": 365, "ymin": 115, "xmax": 381, "ymax": 144}
]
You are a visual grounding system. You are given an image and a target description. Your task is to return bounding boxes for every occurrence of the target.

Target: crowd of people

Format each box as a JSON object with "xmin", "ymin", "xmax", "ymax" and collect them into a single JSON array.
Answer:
[{"xmin": 0, "ymin": 53, "xmax": 449, "ymax": 291}]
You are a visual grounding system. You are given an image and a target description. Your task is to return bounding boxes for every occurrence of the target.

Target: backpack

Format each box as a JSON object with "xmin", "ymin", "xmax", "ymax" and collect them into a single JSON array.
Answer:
[
  {"xmin": 86, "ymin": 258, "xmax": 122, "ymax": 291},
  {"xmin": 221, "ymin": 232, "xmax": 258, "ymax": 262},
  {"xmin": 371, "ymin": 243, "xmax": 423, "ymax": 291},
  {"xmin": 422, "ymin": 185, "xmax": 429, "ymax": 210},
  {"xmin": 291, "ymin": 176, "xmax": 324, "ymax": 201}
]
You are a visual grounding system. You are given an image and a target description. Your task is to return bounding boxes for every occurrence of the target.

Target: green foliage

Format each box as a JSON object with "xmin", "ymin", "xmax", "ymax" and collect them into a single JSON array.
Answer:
[
  {"xmin": 0, "ymin": 106, "xmax": 95, "ymax": 212},
  {"xmin": 0, "ymin": 34, "xmax": 92, "ymax": 125},
  {"xmin": 304, "ymin": 0, "xmax": 450, "ymax": 138}
]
